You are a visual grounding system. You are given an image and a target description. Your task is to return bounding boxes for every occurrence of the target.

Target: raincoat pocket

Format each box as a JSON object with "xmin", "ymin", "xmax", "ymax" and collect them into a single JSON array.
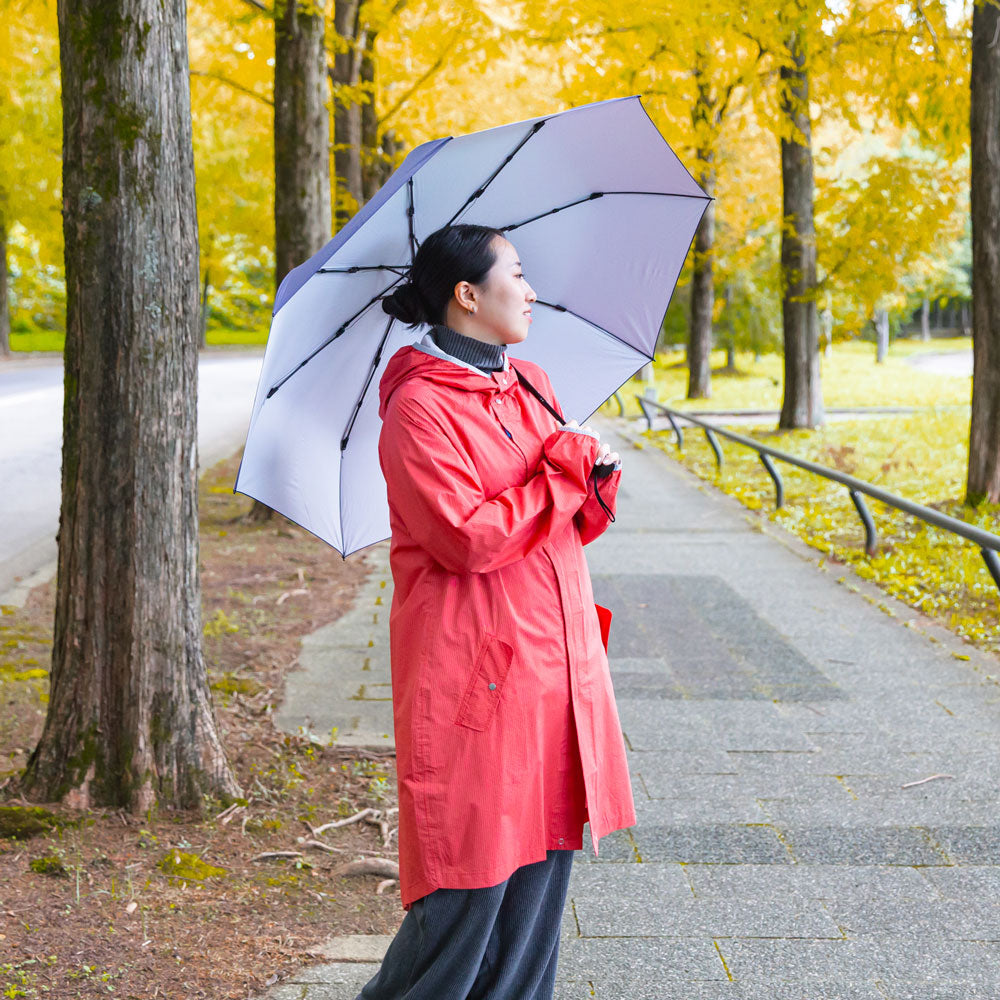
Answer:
[{"xmin": 455, "ymin": 634, "xmax": 515, "ymax": 732}]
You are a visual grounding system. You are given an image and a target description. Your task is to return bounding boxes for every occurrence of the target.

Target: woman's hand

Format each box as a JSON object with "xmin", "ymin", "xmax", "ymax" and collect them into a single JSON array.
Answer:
[
  {"xmin": 565, "ymin": 420, "xmax": 620, "ymax": 472},
  {"xmin": 595, "ymin": 442, "xmax": 620, "ymax": 468}
]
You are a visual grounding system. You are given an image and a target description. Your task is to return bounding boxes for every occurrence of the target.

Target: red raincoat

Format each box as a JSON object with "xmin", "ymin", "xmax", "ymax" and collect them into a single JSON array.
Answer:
[{"xmin": 377, "ymin": 337, "xmax": 636, "ymax": 909}]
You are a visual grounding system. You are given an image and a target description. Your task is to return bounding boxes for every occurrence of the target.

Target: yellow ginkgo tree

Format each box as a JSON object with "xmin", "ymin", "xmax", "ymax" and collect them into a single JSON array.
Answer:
[{"xmin": 0, "ymin": 0, "xmax": 62, "ymax": 351}]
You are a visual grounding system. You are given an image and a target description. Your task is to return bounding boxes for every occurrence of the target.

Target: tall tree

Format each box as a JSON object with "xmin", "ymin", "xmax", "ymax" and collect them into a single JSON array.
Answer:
[
  {"xmin": 22, "ymin": 0, "xmax": 239, "ymax": 809},
  {"xmin": 0, "ymin": 0, "xmax": 63, "ymax": 343},
  {"xmin": 248, "ymin": 0, "xmax": 332, "ymax": 523},
  {"xmin": 512, "ymin": 1, "xmax": 761, "ymax": 400},
  {"xmin": 966, "ymin": 0, "xmax": 1000, "ymax": 505},
  {"xmin": 358, "ymin": 3, "xmax": 407, "ymax": 202},
  {"xmin": 777, "ymin": 9, "xmax": 824, "ymax": 428},
  {"xmin": 687, "ymin": 55, "xmax": 717, "ymax": 399},
  {"xmin": 274, "ymin": 0, "xmax": 331, "ymax": 281},
  {"xmin": 331, "ymin": 0, "xmax": 407, "ymax": 226},
  {"xmin": 331, "ymin": 0, "xmax": 363, "ymax": 232}
]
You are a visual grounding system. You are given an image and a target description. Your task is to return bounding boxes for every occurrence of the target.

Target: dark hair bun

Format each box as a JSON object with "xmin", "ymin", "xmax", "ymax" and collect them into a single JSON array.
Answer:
[{"xmin": 381, "ymin": 283, "xmax": 427, "ymax": 326}]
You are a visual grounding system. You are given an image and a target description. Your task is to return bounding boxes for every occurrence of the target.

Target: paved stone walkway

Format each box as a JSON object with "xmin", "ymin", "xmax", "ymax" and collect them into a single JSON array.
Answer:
[{"xmin": 265, "ymin": 414, "xmax": 1000, "ymax": 1000}]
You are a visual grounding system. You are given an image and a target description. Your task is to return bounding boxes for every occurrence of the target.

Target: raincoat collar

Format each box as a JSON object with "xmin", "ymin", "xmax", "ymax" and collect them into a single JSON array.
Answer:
[
  {"xmin": 378, "ymin": 342, "xmax": 518, "ymax": 421},
  {"xmin": 411, "ymin": 331, "xmax": 510, "ymax": 378}
]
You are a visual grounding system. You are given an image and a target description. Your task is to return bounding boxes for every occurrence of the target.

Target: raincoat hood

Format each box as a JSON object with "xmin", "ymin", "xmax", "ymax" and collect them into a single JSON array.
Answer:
[{"xmin": 378, "ymin": 336, "xmax": 510, "ymax": 420}]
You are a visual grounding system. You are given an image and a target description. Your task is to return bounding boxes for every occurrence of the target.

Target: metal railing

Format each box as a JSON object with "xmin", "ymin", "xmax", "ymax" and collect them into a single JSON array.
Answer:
[{"xmin": 635, "ymin": 396, "xmax": 1000, "ymax": 596}]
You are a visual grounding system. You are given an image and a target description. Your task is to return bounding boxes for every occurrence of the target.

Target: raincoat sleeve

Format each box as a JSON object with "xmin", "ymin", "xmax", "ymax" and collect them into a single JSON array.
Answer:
[
  {"xmin": 521, "ymin": 361, "xmax": 621, "ymax": 546},
  {"xmin": 380, "ymin": 396, "xmax": 601, "ymax": 575},
  {"xmin": 575, "ymin": 466, "xmax": 621, "ymax": 545}
]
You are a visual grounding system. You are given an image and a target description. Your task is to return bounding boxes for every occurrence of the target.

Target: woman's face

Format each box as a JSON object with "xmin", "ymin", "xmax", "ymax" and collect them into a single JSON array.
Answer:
[{"xmin": 458, "ymin": 238, "xmax": 537, "ymax": 346}]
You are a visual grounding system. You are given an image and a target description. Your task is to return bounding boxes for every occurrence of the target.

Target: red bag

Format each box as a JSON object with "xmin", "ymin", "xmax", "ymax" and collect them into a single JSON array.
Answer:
[{"xmin": 595, "ymin": 603, "xmax": 612, "ymax": 654}]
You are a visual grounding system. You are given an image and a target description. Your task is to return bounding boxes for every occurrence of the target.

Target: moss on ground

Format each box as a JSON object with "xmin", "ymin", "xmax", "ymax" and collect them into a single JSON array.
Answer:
[
  {"xmin": 29, "ymin": 854, "xmax": 68, "ymax": 876},
  {"xmin": 210, "ymin": 672, "xmax": 265, "ymax": 697},
  {"xmin": 157, "ymin": 850, "xmax": 227, "ymax": 883},
  {"xmin": 0, "ymin": 805, "xmax": 72, "ymax": 840}
]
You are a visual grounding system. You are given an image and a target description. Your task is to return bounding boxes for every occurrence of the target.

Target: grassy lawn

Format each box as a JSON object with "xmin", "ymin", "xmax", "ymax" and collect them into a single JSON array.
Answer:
[
  {"xmin": 606, "ymin": 337, "xmax": 972, "ymax": 416},
  {"xmin": 612, "ymin": 338, "xmax": 997, "ymax": 657},
  {"xmin": 8, "ymin": 327, "xmax": 268, "ymax": 353},
  {"xmin": 205, "ymin": 327, "xmax": 268, "ymax": 347},
  {"xmin": 8, "ymin": 330, "xmax": 66, "ymax": 353}
]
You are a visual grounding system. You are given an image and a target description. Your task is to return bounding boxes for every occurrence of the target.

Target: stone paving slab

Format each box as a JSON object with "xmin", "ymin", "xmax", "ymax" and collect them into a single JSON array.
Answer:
[
  {"xmin": 262, "ymin": 416, "xmax": 1000, "ymax": 999},
  {"xmin": 681, "ymin": 862, "xmax": 939, "ymax": 902},
  {"xmin": 573, "ymin": 893, "xmax": 843, "ymax": 938},
  {"xmin": 274, "ymin": 543, "xmax": 395, "ymax": 747}
]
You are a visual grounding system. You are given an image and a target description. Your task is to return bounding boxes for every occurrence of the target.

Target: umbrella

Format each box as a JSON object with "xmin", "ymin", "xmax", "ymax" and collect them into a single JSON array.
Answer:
[{"xmin": 235, "ymin": 94, "xmax": 710, "ymax": 557}]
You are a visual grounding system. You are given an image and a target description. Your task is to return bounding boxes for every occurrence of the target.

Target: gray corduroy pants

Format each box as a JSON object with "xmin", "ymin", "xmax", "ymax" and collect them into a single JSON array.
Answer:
[{"xmin": 355, "ymin": 849, "xmax": 574, "ymax": 1000}]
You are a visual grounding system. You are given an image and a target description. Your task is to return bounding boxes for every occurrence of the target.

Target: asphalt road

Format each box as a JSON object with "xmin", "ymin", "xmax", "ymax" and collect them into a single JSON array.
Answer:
[{"xmin": 0, "ymin": 351, "xmax": 264, "ymax": 599}]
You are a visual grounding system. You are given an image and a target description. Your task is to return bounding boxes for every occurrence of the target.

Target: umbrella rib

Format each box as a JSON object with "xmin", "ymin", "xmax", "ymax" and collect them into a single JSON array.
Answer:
[
  {"xmin": 317, "ymin": 264, "xmax": 410, "ymax": 276},
  {"xmin": 533, "ymin": 298, "xmax": 653, "ymax": 360},
  {"xmin": 340, "ymin": 315, "xmax": 396, "ymax": 452},
  {"xmin": 265, "ymin": 277, "xmax": 407, "ymax": 398},
  {"xmin": 444, "ymin": 119, "xmax": 547, "ymax": 229},
  {"xmin": 408, "ymin": 178, "xmax": 419, "ymax": 262},
  {"xmin": 502, "ymin": 190, "xmax": 711, "ymax": 233}
]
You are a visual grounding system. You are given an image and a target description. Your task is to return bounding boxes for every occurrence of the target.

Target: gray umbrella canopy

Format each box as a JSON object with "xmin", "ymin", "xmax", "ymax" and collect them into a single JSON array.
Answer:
[{"xmin": 235, "ymin": 95, "xmax": 709, "ymax": 556}]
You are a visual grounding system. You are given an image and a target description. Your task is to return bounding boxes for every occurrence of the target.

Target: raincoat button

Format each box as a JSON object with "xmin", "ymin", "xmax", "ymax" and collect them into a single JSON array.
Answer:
[
  {"xmin": 558, "ymin": 837, "xmax": 565, "ymax": 845},
  {"xmin": 488, "ymin": 682, "xmax": 497, "ymax": 690}
]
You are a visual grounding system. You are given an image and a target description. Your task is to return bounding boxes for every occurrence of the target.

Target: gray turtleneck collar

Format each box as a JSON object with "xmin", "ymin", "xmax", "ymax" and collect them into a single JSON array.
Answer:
[{"xmin": 430, "ymin": 324, "xmax": 507, "ymax": 373}]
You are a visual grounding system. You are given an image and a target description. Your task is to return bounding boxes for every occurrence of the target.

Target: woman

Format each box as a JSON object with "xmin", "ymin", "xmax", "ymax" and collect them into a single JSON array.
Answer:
[{"xmin": 358, "ymin": 224, "xmax": 635, "ymax": 1000}]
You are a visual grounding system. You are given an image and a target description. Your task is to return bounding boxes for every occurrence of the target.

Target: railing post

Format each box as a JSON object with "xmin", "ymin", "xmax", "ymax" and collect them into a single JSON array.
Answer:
[
  {"xmin": 981, "ymin": 548, "xmax": 1000, "ymax": 595},
  {"xmin": 849, "ymin": 489, "xmax": 878, "ymax": 556},
  {"xmin": 704, "ymin": 427, "xmax": 723, "ymax": 468},
  {"xmin": 759, "ymin": 452, "xmax": 784, "ymax": 509},
  {"xmin": 636, "ymin": 395, "xmax": 653, "ymax": 432},
  {"xmin": 666, "ymin": 412, "xmax": 684, "ymax": 449},
  {"xmin": 613, "ymin": 391, "xmax": 625, "ymax": 417}
]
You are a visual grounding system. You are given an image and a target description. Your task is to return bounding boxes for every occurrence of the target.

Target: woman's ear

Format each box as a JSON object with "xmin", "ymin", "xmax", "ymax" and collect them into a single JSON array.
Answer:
[{"xmin": 454, "ymin": 281, "xmax": 477, "ymax": 313}]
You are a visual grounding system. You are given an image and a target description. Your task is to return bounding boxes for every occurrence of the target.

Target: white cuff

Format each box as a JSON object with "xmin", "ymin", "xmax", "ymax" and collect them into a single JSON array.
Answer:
[{"xmin": 559, "ymin": 425, "xmax": 600, "ymax": 441}]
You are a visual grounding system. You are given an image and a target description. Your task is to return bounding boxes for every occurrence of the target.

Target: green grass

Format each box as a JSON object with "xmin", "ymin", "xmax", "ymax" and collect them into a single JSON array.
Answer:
[
  {"xmin": 604, "ymin": 337, "xmax": 972, "ymax": 418},
  {"xmin": 9, "ymin": 329, "xmax": 65, "ymax": 352},
  {"xmin": 8, "ymin": 327, "xmax": 268, "ymax": 353},
  {"xmin": 642, "ymin": 406, "xmax": 999, "ymax": 656},
  {"xmin": 206, "ymin": 327, "xmax": 268, "ymax": 346}
]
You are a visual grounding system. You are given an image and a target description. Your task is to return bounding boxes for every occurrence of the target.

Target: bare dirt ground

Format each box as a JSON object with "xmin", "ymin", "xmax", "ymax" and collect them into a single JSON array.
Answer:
[{"xmin": 0, "ymin": 453, "xmax": 403, "ymax": 999}]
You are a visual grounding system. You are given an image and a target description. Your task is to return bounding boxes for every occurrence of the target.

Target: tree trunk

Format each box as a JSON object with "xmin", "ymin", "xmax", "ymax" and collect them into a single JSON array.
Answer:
[
  {"xmin": 921, "ymin": 297, "xmax": 930, "ymax": 341},
  {"xmin": 777, "ymin": 31, "xmax": 824, "ymax": 429},
  {"xmin": 723, "ymin": 283, "xmax": 737, "ymax": 371},
  {"xmin": 0, "ymin": 213, "xmax": 9, "ymax": 357},
  {"xmin": 966, "ymin": 0, "xmax": 1000, "ymax": 506},
  {"xmin": 360, "ymin": 28, "xmax": 392, "ymax": 202},
  {"xmin": 820, "ymin": 306, "xmax": 833, "ymax": 358},
  {"xmin": 275, "ymin": 0, "xmax": 331, "ymax": 283},
  {"xmin": 332, "ymin": 0, "xmax": 363, "ymax": 233},
  {"xmin": 254, "ymin": 0, "xmax": 333, "ymax": 525},
  {"xmin": 22, "ymin": 0, "xmax": 239, "ymax": 810},
  {"xmin": 875, "ymin": 308, "xmax": 889, "ymax": 363},
  {"xmin": 687, "ymin": 166, "xmax": 715, "ymax": 399},
  {"xmin": 200, "ymin": 266, "xmax": 210, "ymax": 349}
]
